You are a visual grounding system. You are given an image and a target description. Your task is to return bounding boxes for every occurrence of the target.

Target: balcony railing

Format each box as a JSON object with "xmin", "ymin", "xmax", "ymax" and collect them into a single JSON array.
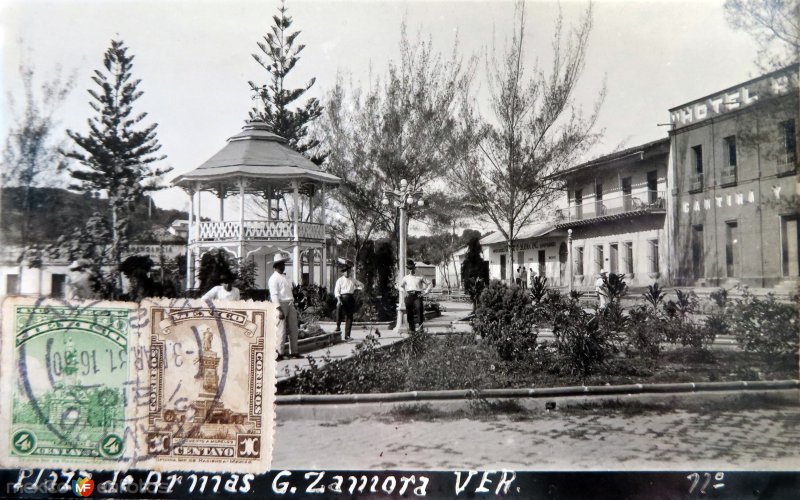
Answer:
[
  {"xmin": 195, "ymin": 220, "xmax": 325, "ymax": 243},
  {"xmin": 777, "ymin": 154, "xmax": 797, "ymax": 176},
  {"xmin": 689, "ymin": 173, "xmax": 703, "ymax": 192},
  {"xmin": 555, "ymin": 190, "xmax": 666, "ymax": 224},
  {"xmin": 720, "ymin": 165, "xmax": 737, "ymax": 186}
]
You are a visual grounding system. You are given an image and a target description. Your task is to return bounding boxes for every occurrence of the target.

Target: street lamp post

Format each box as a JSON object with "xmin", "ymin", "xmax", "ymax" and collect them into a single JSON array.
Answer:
[
  {"xmin": 567, "ymin": 229, "xmax": 573, "ymax": 293},
  {"xmin": 382, "ymin": 179, "xmax": 424, "ymax": 334}
]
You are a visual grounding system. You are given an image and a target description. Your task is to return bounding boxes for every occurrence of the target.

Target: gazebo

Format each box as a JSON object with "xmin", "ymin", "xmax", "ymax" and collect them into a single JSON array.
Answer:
[{"xmin": 172, "ymin": 121, "xmax": 340, "ymax": 291}]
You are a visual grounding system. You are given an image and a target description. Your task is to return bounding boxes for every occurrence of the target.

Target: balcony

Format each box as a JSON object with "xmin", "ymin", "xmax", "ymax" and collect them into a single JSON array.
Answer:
[
  {"xmin": 689, "ymin": 173, "xmax": 704, "ymax": 193},
  {"xmin": 720, "ymin": 165, "xmax": 737, "ymax": 187},
  {"xmin": 777, "ymin": 154, "xmax": 797, "ymax": 177},
  {"xmin": 195, "ymin": 220, "xmax": 325, "ymax": 243},
  {"xmin": 555, "ymin": 190, "xmax": 666, "ymax": 228}
]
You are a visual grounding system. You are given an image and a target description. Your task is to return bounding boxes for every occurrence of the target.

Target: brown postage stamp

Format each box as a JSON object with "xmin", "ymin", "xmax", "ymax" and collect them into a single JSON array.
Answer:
[
  {"xmin": 0, "ymin": 296, "xmax": 278, "ymax": 473},
  {"xmin": 137, "ymin": 298, "xmax": 278, "ymax": 473}
]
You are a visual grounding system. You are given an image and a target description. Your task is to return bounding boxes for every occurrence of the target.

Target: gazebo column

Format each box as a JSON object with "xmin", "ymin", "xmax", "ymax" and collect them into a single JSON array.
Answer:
[
  {"xmin": 239, "ymin": 179, "xmax": 246, "ymax": 259},
  {"xmin": 193, "ymin": 188, "xmax": 202, "ymax": 288},
  {"xmin": 218, "ymin": 186, "xmax": 225, "ymax": 221},
  {"xmin": 186, "ymin": 187, "xmax": 195, "ymax": 291},
  {"xmin": 308, "ymin": 191, "xmax": 314, "ymax": 285},
  {"xmin": 292, "ymin": 180, "xmax": 301, "ymax": 284},
  {"xmin": 266, "ymin": 186, "xmax": 272, "ymax": 222},
  {"xmin": 321, "ymin": 183, "xmax": 327, "ymax": 288}
]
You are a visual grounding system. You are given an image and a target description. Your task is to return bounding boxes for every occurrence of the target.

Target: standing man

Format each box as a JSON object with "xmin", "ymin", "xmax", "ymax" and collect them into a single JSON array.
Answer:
[
  {"xmin": 515, "ymin": 266, "xmax": 522, "ymax": 286},
  {"xmin": 595, "ymin": 269, "xmax": 609, "ymax": 310},
  {"xmin": 520, "ymin": 266, "xmax": 528, "ymax": 290},
  {"xmin": 334, "ymin": 264, "xmax": 363, "ymax": 340},
  {"xmin": 268, "ymin": 254, "xmax": 301, "ymax": 360},
  {"xmin": 399, "ymin": 260, "xmax": 432, "ymax": 334}
]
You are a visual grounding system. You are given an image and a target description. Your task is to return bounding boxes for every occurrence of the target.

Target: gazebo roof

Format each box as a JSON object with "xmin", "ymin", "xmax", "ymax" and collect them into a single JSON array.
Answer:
[{"xmin": 172, "ymin": 121, "xmax": 340, "ymax": 189}]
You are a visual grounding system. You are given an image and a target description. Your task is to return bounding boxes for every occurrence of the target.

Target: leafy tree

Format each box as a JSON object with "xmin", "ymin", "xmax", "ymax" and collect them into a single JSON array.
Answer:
[
  {"xmin": 321, "ymin": 23, "xmax": 477, "ymax": 252},
  {"xmin": 198, "ymin": 250, "xmax": 236, "ymax": 293},
  {"xmin": 62, "ymin": 39, "xmax": 171, "ymax": 298},
  {"xmin": 724, "ymin": 0, "xmax": 799, "ymax": 70},
  {"xmin": 2, "ymin": 54, "xmax": 74, "ymax": 293},
  {"xmin": 448, "ymin": 1, "xmax": 603, "ymax": 281},
  {"xmin": 119, "ymin": 255, "xmax": 155, "ymax": 300},
  {"xmin": 249, "ymin": 0, "xmax": 324, "ymax": 163},
  {"xmin": 49, "ymin": 212, "xmax": 116, "ymax": 298}
]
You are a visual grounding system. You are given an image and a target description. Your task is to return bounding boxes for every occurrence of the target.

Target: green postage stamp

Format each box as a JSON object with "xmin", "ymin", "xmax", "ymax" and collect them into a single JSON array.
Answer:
[{"xmin": 0, "ymin": 297, "xmax": 277, "ymax": 472}]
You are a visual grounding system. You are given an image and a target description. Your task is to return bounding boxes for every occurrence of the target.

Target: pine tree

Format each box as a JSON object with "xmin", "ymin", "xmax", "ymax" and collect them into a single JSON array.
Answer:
[
  {"xmin": 62, "ymin": 39, "xmax": 171, "ymax": 297},
  {"xmin": 248, "ymin": 0, "xmax": 325, "ymax": 163}
]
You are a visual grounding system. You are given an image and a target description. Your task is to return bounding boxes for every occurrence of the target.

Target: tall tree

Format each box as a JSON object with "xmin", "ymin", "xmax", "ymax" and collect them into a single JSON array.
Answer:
[
  {"xmin": 321, "ymin": 23, "xmax": 476, "ymax": 273},
  {"xmin": 62, "ymin": 39, "xmax": 171, "ymax": 297},
  {"xmin": 2, "ymin": 53, "xmax": 74, "ymax": 294},
  {"xmin": 249, "ymin": 0, "xmax": 325, "ymax": 163},
  {"xmin": 448, "ymin": 1, "xmax": 603, "ymax": 281},
  {"xmin": 724, "ymin": 0, "xmax": 799, "ymax": 70}
]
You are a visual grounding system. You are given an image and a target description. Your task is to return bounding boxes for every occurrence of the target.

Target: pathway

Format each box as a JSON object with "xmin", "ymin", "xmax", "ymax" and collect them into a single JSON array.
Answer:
[{"xmin": 276, "ymin": 301, "xmax": 473, "ymax": 381}]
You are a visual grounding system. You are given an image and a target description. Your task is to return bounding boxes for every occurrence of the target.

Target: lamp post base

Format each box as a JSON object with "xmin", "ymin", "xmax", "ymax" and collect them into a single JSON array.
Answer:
[{"xmin": 395, "ymin": 302, "xmax": 408, "ymax": 335}]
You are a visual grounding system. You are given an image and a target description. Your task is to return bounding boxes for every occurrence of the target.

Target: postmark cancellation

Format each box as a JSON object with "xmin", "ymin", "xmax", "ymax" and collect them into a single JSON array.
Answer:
[{"xmin": 0, "ymin": 297, "xmax": 278, "ymax": 473}]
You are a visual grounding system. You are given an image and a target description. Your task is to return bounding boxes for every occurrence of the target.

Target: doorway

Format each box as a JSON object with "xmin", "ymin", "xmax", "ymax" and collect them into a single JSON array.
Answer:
[
  {"xmin": 621, "ymin": 177, "xmax": 632, "ymax": 212},
  {"xmin": 692, "ymin": 225, "xmax": 704, "ymax": 280},
  {"xmin": 500, "ymin": 254, "xmax": 507, "ymax": 281},
  {"xmin": 609, "ymin": 243, "xmax": 619, "ymax": 274},
  {"xmin": 781, "ymin": 216, "xmax": 800, "ymax": 276},
  {"xmin": 725, "ymin": 221, "xmax": 739, "ymax": 278},
  {"xmin": 559, "ymin": 242, "xmax": 568, "ymax": 285},
  {"xmin": 538, "ymin": 250, "xmax": 546, "ymax": 278}
]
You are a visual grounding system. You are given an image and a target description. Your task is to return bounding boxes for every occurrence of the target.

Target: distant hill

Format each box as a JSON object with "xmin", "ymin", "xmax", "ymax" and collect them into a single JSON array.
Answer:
[{"xmin": 1, "ymin": 187, "xmax": 186, "ymax": 245}]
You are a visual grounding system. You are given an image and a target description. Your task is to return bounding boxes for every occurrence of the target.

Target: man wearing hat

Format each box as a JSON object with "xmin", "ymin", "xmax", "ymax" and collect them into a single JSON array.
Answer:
[
  {"xmin": 333, "ymin": 263, "xmax": 363, "ymax": 340},
  {"xmin": 399, "ymin": 259, "xmax": 432, "ymax": 333},
  {"xmin": 268, "ymin": 253, "xmax": 301, "ymax": 359}
]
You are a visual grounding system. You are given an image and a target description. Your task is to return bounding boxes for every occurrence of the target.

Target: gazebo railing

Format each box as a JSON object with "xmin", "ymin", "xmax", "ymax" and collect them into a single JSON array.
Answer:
[{"xmin": 195, "ymin": 220, "xmax": 325, "ymax": 242}]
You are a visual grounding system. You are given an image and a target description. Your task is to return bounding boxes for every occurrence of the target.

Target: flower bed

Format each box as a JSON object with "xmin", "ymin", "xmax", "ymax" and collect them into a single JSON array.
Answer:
[{"xmin": 277, "ymin": 332, "xmax": 798, "ymax": 395}]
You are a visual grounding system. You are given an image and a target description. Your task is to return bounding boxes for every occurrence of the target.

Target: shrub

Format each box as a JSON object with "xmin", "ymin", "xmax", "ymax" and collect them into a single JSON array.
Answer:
[
  {"xmin": 285, "ymin": 334, "xmax": 404, "ymax": 394},
  {"xmin": 530, "ymin": 275, "xmax": 548, "ymax": 303},
  {"xmin": 552, "ymin": 301, "xmax": 616, "ymax": 380},
  {"xmin": 642, "ymin": 282, "xmax": 666, "ymax": 313},
  {"xmin": 474, "ymin": 280, "xmax": 538, "ymax": 360},
  {"xmin": 625, "ymin": 305, "xmax": 663, "ymax": 360},
  {"xmin": 600, "ymin": 272, "xmax": 628, "ymax": 303},
  {"xmin": 727, "ymin": 289, "xmax": 799, "ymax": 360}
]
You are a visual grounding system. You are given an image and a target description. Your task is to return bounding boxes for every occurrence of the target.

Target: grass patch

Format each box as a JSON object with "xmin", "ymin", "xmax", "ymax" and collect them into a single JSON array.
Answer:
[{"xmin": 385, "ymin": 399, "xmax": 529, "ymax": 422}]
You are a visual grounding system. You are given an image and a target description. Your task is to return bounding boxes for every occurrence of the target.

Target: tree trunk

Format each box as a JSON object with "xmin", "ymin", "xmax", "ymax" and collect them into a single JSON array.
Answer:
[{"xmin": 507, "ymin": 238, "xmax": 514, "ymax": 283}]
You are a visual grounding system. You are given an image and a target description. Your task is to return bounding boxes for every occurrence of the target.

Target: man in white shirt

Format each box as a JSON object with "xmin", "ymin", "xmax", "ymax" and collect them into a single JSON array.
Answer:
[
  {"xmin": 268, "ymin": 254, "xmax": 300, "ymax": 359},
  {"xmin": 595, "ymin": 269, "xmax": 608, "ymax": 310},
  {"xmin": 334, "ymin": 264, "xmax": 363, "ymax": 340},
  {"xmin": 201, "ymin": 275, "xmax": 241, "ymax": 301},
  {"xmin": 399, "ymin": 260, "xmax": 432, "ymax": 333}
]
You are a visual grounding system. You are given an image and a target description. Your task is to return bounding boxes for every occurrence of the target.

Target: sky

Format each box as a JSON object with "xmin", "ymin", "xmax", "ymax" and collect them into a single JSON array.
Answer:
[{"xmin": 0, "ymin": 0, "xmax": 761, "ymax": 217}]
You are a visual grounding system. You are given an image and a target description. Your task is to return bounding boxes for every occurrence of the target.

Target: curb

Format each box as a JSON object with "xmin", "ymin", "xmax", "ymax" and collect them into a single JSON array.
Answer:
[{"xmin": 276, "ymin": 379, "xmax": 800, "ymax": 405}]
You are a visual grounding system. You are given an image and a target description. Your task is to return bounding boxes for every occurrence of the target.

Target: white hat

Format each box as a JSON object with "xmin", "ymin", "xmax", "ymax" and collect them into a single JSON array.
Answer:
[{"xmin": 272, "ymin": 253, "xmax": 290, "ymax": 264}]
